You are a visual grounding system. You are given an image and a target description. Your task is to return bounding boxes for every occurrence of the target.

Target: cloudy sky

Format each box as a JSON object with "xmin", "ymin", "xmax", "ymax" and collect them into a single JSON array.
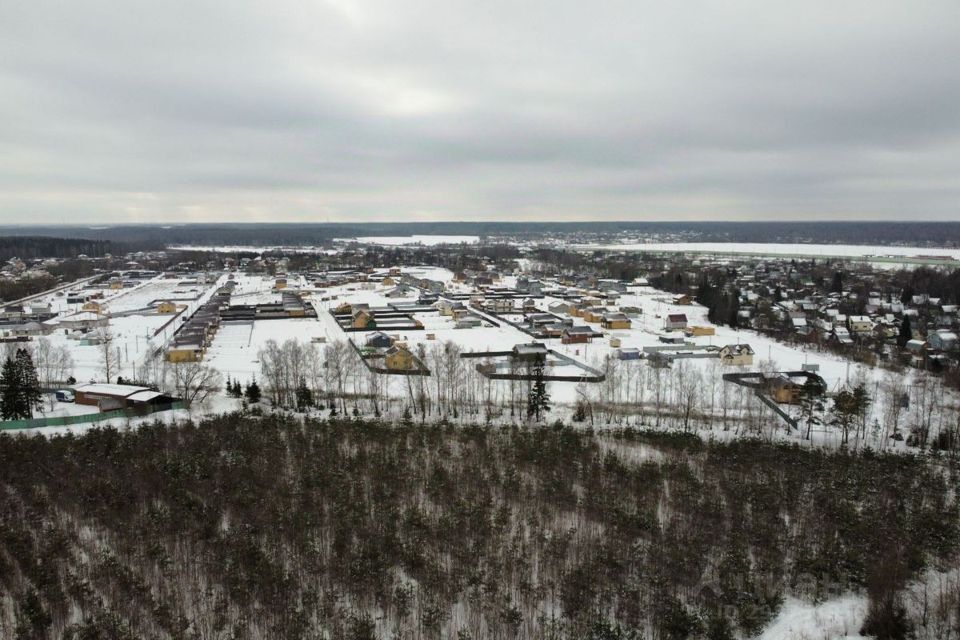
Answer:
[{"xmin": 1, "ymin": 0, "xmax": 958, "ymax": 224}]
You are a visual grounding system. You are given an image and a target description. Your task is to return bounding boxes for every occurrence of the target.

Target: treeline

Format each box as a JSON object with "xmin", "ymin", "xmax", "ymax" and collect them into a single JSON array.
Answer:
[
  {"xmin": 5, "ymin": 221, "xmax": 960, "ymax": 248},
  {"xmin": 0, "ymin": 416, "xmax": 957, "ymax": 639},
  {"xmin": 0, "ymin": 237, "xmax": 116, "ymax": 262},
  {"xmin": 891, "ymin": 267, "xmax": 960, "ymax": 306}
]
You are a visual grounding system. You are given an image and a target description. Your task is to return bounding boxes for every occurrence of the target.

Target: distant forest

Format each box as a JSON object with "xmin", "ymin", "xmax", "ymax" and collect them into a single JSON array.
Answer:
[
  {"xmin": 1, "ymin": 415, "xmax": 956, "ymax": 639},
  {"xmin": 2, "ymin": 221, "xmax": 960, "ymax": 249},
  {"xmin": 0, "ymin": 237, "xmax": 118, "ymax": 263}
]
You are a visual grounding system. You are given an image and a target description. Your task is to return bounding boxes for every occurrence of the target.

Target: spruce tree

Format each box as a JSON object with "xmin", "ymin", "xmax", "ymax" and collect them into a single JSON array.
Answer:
[
  {"xmin": 245, "ymin": 379, "xmax": 261, "ymax": 404},
  {"xmin": 295, "ymin": 378, "xmax": 313, "ymax": 411},
  {"xmin": 16, "ymin": 349, "xmax": 42, "ymax": 418},
  {"xmin": 1, "ymin": 357, "xmax": 20, "ymax": 420},
  {"xmin": 527, "ymin": 361, "xmax": 551, "ymax": 422}
]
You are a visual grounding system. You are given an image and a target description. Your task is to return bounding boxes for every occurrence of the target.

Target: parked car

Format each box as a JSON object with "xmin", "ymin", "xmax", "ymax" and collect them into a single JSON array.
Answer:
[{"xmin": 55, "ymin": 390, "xmax": 75, "ymax": 403}]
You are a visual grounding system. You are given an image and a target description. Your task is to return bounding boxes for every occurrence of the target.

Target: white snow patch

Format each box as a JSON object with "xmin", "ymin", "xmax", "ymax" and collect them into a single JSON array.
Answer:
[{"xmin": 759, "ymin": 595, "xmax": 868, "ymax": 640}]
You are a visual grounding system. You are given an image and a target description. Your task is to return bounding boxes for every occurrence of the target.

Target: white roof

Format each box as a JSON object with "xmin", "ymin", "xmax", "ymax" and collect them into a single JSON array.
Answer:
[
  {"xmin": 73, "ymin": 383, "xmax": 150, "ymax": 397},
  {"xmin": 127, "ymin": 390, "xmax": 165, "ymax": 402}
]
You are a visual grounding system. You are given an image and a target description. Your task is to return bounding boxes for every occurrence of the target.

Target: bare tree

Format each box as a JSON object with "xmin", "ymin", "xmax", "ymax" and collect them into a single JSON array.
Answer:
[
  {"xmin": 675, "ymin": 361, "xmax": 702, "ymax": 432},
  {"xmin": 171, "ymin": 362, "xmax": 223, "ymax": 406},
  {"xmin": 96, "ymin": 328, "xmax": 117, "ymax": 383},
  {"xmin": 33, "ymin": 338, "xmax": 75, "ymax": 389}
]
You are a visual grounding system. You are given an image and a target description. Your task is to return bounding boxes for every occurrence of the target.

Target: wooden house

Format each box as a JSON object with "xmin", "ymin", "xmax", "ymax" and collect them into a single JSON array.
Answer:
[
  {"xmin": 385, "ymin": 345, "xmax": 415, "ymax": 370},
  {"xmin": 601, "ymin": 313, "xmax": 631, "ymax": 330},
  {"xmin": 352, "ymin": 309, "xmax": 375, "ymax": 329},
  {"xmin": 718, "ymin": 343, "xmax": 754, "ymax": 366}
]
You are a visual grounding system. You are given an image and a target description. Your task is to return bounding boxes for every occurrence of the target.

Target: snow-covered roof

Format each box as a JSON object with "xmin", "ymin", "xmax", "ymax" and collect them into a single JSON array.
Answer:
[
  {"xmin": 73, "ymin": 383, "xmax": 150, "ymax": 397},
  {"xmin": 127, "ymin": 390, "xmax": 165, "ymax": 402}
]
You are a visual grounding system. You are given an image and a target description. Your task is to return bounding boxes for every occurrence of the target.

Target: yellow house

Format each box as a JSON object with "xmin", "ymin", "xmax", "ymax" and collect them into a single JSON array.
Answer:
[
  {"xmin": 109, "ymin": 280, "xmax": 124, "ymax": 290},
  {"xmin": 385, "ymin": 345, "xmax": 415, "ymax": 370},
  {"xmin": 167, "ymin": 346, "xmax": 201, "ymax": 363},
  {"xmin": 352, "ymin": 309, "xmax": 375, "ymax": 329},
  {"xmin": 157, "ymin": 300, "xmax": 178, "ymax": 314},
  {"xmin": 685, "ymin": 325, "xmax": 716, "ymax": 337},
  {"xmin": 601, "ymin": 313, "xmax": 631, "ymax": 329},
  {"xmin": 275, "ymin": 277, "xmax": 288, "ymax": 289},
  {"xmin": 82, "ymin": 300, "xmax": 104, "ymax": 314},
  {"xmin": 382, "ymin": 276, "xmax": 396, "ymax": 286},
  {"xmin": 582, "ymin": 308, "xmax": 606, "ymax": 323}
]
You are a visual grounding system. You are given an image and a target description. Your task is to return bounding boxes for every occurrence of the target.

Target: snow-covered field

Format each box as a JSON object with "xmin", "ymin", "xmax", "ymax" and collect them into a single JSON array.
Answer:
[
  {"xmin": 572, "ymin": 241, "xmax": 960, "ymax": 261},
  {"xmin": 335, "ymin": 235, "xmax": 480, "ymax": 246}
]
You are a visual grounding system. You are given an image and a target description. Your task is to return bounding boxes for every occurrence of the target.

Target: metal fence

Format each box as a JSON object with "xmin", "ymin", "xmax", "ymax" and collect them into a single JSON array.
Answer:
[{"xmin": 0, "ymin": 401, "xmax": 186, "ymax": 431}]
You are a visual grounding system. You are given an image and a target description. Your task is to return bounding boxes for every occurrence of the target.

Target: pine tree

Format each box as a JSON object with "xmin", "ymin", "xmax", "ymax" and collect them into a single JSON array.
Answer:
[{"xmin": 527, "ymin": 361, "xmax": 551, "ymax": 422}]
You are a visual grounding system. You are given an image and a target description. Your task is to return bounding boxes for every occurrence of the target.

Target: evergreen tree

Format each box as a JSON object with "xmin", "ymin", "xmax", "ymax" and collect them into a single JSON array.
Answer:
[
  {"xmin": 295, "ymin": 378, "xmax": 313, "ymax": 411},
  {"xmin": 527, "ymin": 361, "xmax": 551, "ymax": 422},
  {"xmin": 832, "ymin": 271, "xmax": 843, "ymax": 293},
  {"xmin": 16, "ymin": 349, "xmax": 42, "ymax": 418},
  {"xmin": 1, "ymin": 350, "xmax": 42, "ymax": 420},
  {"xmin": 245, "ymin": 379, "xmax": 261, "ymax": 404},
  {"xmin": 0, "ymin": 357, "xmax": 20, "ymax": 420},
  {"xmin": 897, "ymin": 316, "xmax": 912, "ymax": 347}
]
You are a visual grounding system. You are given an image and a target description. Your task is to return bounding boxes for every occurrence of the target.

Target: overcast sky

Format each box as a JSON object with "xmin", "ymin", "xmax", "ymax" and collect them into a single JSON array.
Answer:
[{"xmin": 1, "ymin": 0, "xmax": 958, "ymax": 224}]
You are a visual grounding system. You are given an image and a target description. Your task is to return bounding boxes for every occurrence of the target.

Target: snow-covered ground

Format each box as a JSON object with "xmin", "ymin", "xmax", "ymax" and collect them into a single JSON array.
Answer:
[
  {"xmin": 335, "ymin": 235, "xmax": 480, "ymax": 246},
  {"xmin": 572, "ymin": 241, "xmax": 960, "ymax": 261},
  {"xmin": 759, "ymin": 595, "xmax": 869, "ymax": 640}
]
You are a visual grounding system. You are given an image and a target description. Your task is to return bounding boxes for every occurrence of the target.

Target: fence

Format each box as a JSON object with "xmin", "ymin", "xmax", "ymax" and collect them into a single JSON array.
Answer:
[{"xmin": 0, "ymin": 401, "xmax": 186, "ymax": 431}]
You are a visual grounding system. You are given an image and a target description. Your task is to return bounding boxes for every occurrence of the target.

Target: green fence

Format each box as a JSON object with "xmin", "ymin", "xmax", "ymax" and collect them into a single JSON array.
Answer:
[{"xmin": 0, "ymin": 402, "xmax": 186, "ymax": 431}]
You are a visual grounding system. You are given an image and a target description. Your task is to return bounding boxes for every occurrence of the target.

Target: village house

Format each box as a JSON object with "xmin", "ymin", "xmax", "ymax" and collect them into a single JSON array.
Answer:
[
  {"xmin": 548, "ymin": 301, "xmax": 570, "ymax": 315},
  {"xmin": 718, "ymin": 343, "xmax": 755, "ymax": 366},
  {"xmin": 82, "ymin": 300, "xmax": 105, "ymax": 314},
  {"xmin": 156, "ymin": 300, "xmax": 178, "ymax": 314},
  {"xmin": 456, "ymin": 314, "xmax": 483, "ymax": 329},
  {"xmin": 486, "ymin": 298, "xmax": 514, "ymax": 314},
  {"xmin": 562, "ymin": 326, "xmax": 594, "ymax": 344},
  {"xmin": 601, "ymin": 312, "xmax": 631, "ymax": 330},
  {"xmin": 385, "ymin": 345, "xmax": 415, "ymax": 370},
  {"xmin": 352, "ymin": 309, "xmax": 375, "ymax": 329},
  {"xmin": 166, "ymin": 342, "xmax": 204, "ymax": 363},
  {"xmin": 929, "ymin": 330, "xmax": 958, "ymax": 352},
  {"xmin": 366, "ymin": 332, "xmax": 393, "ymax": 349},
  {"xmin": 513, "ymin": 342, "xmax": 549, "ymax": 362},
  {"xmin": 848, "ymin": 315, "xmax": 874, "ymax": 334},
  {"xmin": 582, "ymin": 307, "xmax": 607, "ymax": 323},
  {"xmin": 618, "ymin": 347, "xmax": 642, "ymax": 360},
  {"xmin": 664, "ymin": 314, "xmax": 688, "ymax": 330},
  {"xmin": 767, "ymin": 375, "xmax": 802, "ymax": 404}
]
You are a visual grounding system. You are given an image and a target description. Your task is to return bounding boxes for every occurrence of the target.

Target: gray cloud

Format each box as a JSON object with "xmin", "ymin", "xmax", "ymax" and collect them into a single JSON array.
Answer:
[{"xmin": 0, "ymin": 0, "xmax": 958, "ymax": 223}]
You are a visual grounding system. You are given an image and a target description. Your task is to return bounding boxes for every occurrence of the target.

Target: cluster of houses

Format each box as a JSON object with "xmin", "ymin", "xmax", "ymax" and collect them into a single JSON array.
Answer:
[
  {"xmin": 166, "ymin": 284, "xmax": 234, "ymax": 362},
  {"xmin": 732, "ymin": 271, "xmax": 960, "ymax": 369}
]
